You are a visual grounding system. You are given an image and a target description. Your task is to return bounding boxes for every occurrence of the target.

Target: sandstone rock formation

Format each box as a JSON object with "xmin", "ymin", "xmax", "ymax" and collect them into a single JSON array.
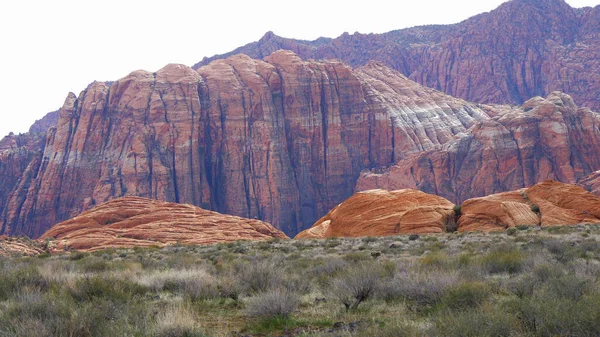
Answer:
[
  {"xmin": 459, "ymin": 181, "xmax": 600, "ymax": 231},
  {"xmin": 195, "ymin": 0, "xmax": 600, "ymax": 111},
  {"xmin": 578, "ymin": 170, "xmax": 600, "ymax": 195},
  {"xmin": 40, "ymin": 196, "xmax": 288, "ymax": 252},
  {"xmin": 0, "ymin": 52, "xmax": 490, "ymax": 238},
  {"xmin": 296, "ymin": 181, "xmax": 600, "ymax": 238},
  {"xmin": 0, "ymin": 236, "xmax": 44, "ymax": 257},
  {"xmin": 357, "ymin": 92, "xmax": 600, "ymax": 203},
  {"xmin": 295, "ymin": 189, "xmax": 455, "ymax": 239}
]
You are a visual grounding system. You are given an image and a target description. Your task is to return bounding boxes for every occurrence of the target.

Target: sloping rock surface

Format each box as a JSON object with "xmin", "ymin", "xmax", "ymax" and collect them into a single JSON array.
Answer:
[
  {"xmin": 295, "ymin": 189, "xmax": 455, "ymax": 239},
  {"xmin": 459, "ymin": 181, "xmax": 600, "ymax": 231},
  {"xmin": 195, "ymin": 0, "xmax": 600, "ymax": 111},
  {"xmin": 40, "ymin": 196, "xmax": 288, "ymax": 252}
]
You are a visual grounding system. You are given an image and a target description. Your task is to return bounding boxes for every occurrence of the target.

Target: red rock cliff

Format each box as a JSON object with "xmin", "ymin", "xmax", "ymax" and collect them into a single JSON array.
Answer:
[
  {"xmin": 357, "ymin": 92, "xmax": 600, "ymax": 203},
  {"xmin": 195, "ymin": 0, "xmax": 600, "ymax": 110},
  {"xmin": 0, "ymin": 52, "xmax": 488, "ymax": 238}
]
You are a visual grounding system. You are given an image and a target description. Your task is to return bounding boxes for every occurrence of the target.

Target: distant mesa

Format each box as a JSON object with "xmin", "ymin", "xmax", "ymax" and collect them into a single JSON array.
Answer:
[
  {"xmin": 40, "ymin": 197, "xmax": 289, "ymax": 252},
  {"xmin": 295, "ymin": 181, "xmax": 600, "ymax": 239}
]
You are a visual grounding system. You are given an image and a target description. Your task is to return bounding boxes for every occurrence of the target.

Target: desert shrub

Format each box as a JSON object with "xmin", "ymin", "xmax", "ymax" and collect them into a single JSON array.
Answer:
[
  {"xmin": 329, "ymin": 262, "xmax": 383, "ymax": 311},
  {"xmin": 441, "ymin": 281, "xmax": 491, "ymax": 311},
  {"xmin": 217, "ymin": 273, "xmax": 244, "ymax": 301},
  {"xmin": 543, "ymin": 273, "xmax": 591, "ymax": 301},
  {"xmin": 504, "ymin": 275, "xmax": 538, "ymax": 298},
  {"xmin": 531, "ymin": 204, "xmax": 540, "ymax": 214},
  {"xmin": 246, "ymin": 289, "xmax": 300, "ymax": 319},
  {"xmin": 311, "ymin": 258, "xmax": 350, "ymax": 288},
  {"xmin": 545, "ymin": 239, "xmax": 576, "ymax": 262},
  {"xmin": 378, "ymin": 270, "xmax": 458, "ymax": 309},
  {"xmin": 506, "ymin": 227, "xmax": 518, "ymax": 236},
  {"xmin": 0, "ymin": 265, "xmax": 49, "ymax": 300},
  {"xmin": 419, "ymin": 251, "xmax": 451, "ymax": 269},
  {"xmin": 153, "ymin": 304, "xmax": 206, "ymax": 337},
  {"xmin": 70, "ymin": 275, "xmax": 148, "ymax": 303},
  {"xmin": 139, "ymin": 269, "xmax": 218, "ymax": 301},
  {"xmin": 432, "ymin": 305, "xmax": 514, "ymax": 337},
  {"xmin": 481, "ymin": 247, "xmax": 525, "ymax": 274},
  {"xmin": 509, "ymin": 292, "xmax": 600, "ymax": 336},
  {"xmin": 235, "ymin": 258, "xmax": 283, "ymax": 295},
  {"xmin": 342, "ymin": 251, "xmax": 371, "ymax": 263}
]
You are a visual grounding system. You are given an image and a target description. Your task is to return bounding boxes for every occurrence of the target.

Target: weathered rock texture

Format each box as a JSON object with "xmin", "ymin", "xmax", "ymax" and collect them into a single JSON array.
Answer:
[
  {"xmin": 295, "ymin": 189, "xmax": 455, "ymax": 239},
  {"xmin": 195, "ymin": 0, "xmax": 600, "ymax": 110},
  {"xmin": 40, "ymin": 196, "xmax": 288, "ymax": 252},
  {"xmin": 0, "ymin": 236, "xmax": 44, "ymax": 257},
  {"xmin": 578, "ymin": 170, "xmax": 600, "ymax": 195},
  {"xmin": 296, "ymin": 181, "xmax": 600, "ymax": 238},
  {"xmin": 459, "ymin": 181, "xmax": 600, "ymax": 231},
  {"xmin": 357, "ymin": 92, "xmax": 600, "ymax": 203},
  {"xmin": 0, "ymin": 52, "xmax": 489, "ymax": 238}
]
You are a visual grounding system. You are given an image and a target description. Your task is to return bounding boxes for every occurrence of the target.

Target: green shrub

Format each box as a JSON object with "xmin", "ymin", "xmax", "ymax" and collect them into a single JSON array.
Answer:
[
  {"xmin": 481, "ymin": 248, "xmax": 525, "ymax": 274},
  {"xmin": 441, "ymin": 281, "xmax": 491, "ymax": 311},
  {"xmin": 433, "ymin": 305, "xmax": 514, "ymax": 337}
]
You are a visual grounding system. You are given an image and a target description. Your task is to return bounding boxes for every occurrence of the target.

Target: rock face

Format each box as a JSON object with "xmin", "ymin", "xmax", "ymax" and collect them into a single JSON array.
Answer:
[
  {"xmin": 459, "ymin": 181, "xmax": 600, "ymax": 231},
  {"xmin": 0, "ymin": 133, "xmax": 46, "ymax": 235},
  {"xmin": 578, "ymin": 170, "xmax": 600, "ymax": 195},
  {"xmin": 195, "ymin": 0, "xmax": 600, "ymax": 111},
  {"xmin": 295, "ymin": 189, "xmax": 455, "ymax": 239},
  {"xmin": 296, "ymin": 181, "xmax": 600, "ymax": 238},
  {"xmin": 0, "ymin": 52, "xmax": 489, "ymax": 238},
  {"xmin": 40, "ymin": 196, "xmax": 288, "ymax": 252},
  {"xmin": 0, "ymin": 236, "xmax": 44, "ymax": 257},
  {"xmin": 357, "ymin": 92, "xmax": 600, "ymax": 203}
]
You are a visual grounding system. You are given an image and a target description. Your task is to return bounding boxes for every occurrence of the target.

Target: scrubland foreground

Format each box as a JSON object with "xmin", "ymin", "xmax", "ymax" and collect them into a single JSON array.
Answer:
[{"xmin": 2, "ymin": 225, "xmax": 600, "ymax": 336}]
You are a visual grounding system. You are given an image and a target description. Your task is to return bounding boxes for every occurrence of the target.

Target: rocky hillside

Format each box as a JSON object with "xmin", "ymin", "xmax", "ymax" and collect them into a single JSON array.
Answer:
[
  {"xmin": 0, "ymin": 51, "xmax": 490, "ymax": 238},
  {"xmin": 357, "ymin": 92, "xmax": 600, "ymax": 203},
  {"xmin": 296, "ymin": 181, "xmax": 600, "ymax": 238},
  {"xmin": 195, "ymin": 0, "xmax": 600, "ymax": 110},
  {"xmin": 40, "ymin": 196, "xmax": 288, "ymax": 252}
]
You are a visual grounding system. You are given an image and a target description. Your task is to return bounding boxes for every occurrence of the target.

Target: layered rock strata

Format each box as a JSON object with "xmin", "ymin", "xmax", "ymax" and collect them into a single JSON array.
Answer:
[
  {"xmin": 295, "ymin": 189, "xmax": 455, "ymax": 239},
  {"xmin": 296, "ymin": 181, "xmax": 600, "ymax": 238},
  {"xmin": 40, "ymin": 196, "xmax": 288, "ymax": 252},
  {"xmin": 0, "ymin": 52, "xmax": 488, "ymax": 237},
  {"xmin": 459, "ymin": 181, "xmax": 600, "ymax": 231},
  {"xmin": 357, "ymin": 92, "xmax": 600, "ymax": 203}
]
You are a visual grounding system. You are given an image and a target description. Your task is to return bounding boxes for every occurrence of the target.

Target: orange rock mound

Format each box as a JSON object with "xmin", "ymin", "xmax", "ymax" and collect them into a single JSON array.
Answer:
[
  {"xmin": 295, "ymin": 189, "xmax": 455, "ymax": 239},
  {"xmin": 40, "ymin": 197, "xmax": 288, "ymax": 252},
  {"xmin": 458, "ymin": 181, "xmax": 600, "ymax": 232}
]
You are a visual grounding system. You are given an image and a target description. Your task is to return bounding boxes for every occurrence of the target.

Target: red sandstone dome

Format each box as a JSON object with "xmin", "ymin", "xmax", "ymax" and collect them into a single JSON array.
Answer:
[{"xmin": 40, "ymin": 197, "xmax": 288, "ymax": 252}]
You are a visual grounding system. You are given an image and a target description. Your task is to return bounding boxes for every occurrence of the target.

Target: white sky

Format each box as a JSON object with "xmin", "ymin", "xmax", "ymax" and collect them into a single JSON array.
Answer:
[{"xmin": 0, "ymin": 0, "xmax": 598, "ymax": 138}]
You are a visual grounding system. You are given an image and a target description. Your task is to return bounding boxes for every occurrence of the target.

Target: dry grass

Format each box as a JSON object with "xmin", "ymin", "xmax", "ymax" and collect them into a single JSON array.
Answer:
[{"xmin": 1, "ymin": 224, "xmax": 600, "ymax": 336}]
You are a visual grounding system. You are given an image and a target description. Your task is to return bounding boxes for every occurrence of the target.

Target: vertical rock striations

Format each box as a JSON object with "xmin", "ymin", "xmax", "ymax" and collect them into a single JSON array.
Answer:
[{"xmin": 0, "ymin": 51, "xmax": 488, "ymax": 238}]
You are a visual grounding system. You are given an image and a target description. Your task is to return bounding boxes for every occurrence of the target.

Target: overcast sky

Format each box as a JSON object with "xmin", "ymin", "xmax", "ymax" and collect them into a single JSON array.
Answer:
[{"xmin": 0, "ymin": 0, "xmax": 598, "ymax": 138}]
